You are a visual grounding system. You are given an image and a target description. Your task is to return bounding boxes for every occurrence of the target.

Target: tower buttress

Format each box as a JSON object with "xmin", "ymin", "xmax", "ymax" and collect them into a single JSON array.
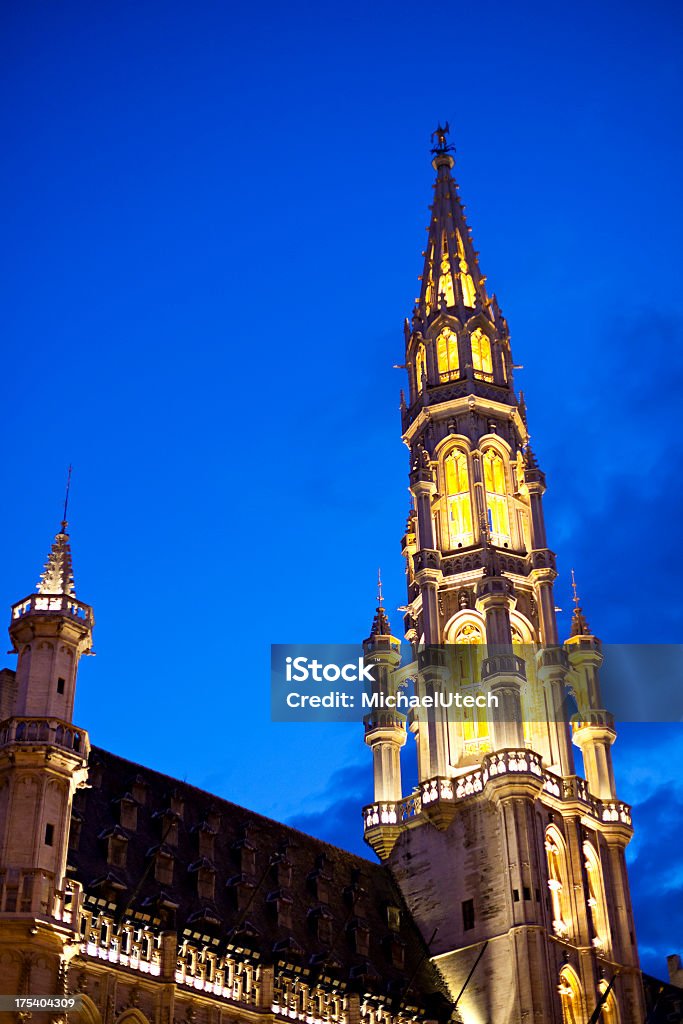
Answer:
[
  {"xmin": 566, "ymin": 574, "xmax": 617, "ymax": 801},
  {"xmin": 363, "ymin": 575, "xmax": 406, "ymax": 815}
]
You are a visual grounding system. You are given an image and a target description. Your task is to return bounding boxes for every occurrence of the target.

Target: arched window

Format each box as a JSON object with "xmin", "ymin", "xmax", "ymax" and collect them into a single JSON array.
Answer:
[
  {"xmin": 445, "ymin": 450, "xmax": 473, "ymax": 548},
  {"xmin": 545, "ymin": 826, "xmax": 572, "ymax": 940},
  {"xmin": 598, "ymin": 981, "xmax": 619, "ymax": 1024},
  {"xmin": 436, "ymin": 327, "xmax": 460, "ymax": 382},
  {"xmin": 415, "ymin": 343, "xmax": 427, "ymax": 393},
  {"xmin": 558, "ymin": 967, "xmax": 583, "ymax": 1024},
  {"xmin": 471, "ymin": 328, "xmax": 493, "ymax": 379},
  {"xmin": 452, "ymin": 621, "xmax": 488, "ymax": 749},
  {"xmin": 583, "ymin": 841, "xmax": 611, "ymax": 953},
  {"xmin": 483, "ymin": 449, "xmax": 511, "ymax": 546}
]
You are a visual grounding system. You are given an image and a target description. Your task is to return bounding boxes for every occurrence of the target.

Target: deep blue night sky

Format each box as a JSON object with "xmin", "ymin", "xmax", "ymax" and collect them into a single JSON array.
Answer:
[{"xmin": 2, "ymin": 0, "xmax": 682, "ymax": 979}]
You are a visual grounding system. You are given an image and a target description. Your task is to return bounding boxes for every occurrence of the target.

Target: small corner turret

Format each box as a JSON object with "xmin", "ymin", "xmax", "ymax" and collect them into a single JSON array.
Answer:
[{"xmin": 0, "ymin": 500, "xmax": 93, "ymax": 928}]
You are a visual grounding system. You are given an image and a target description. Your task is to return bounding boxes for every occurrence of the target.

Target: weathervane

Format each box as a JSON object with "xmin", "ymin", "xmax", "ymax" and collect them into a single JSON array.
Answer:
[
  {"xmin": 62, "ymin": 464, "xmax": 73, "ymax": 532},
  {"xmin": 377, "ymin": 568, "xmax": 384, "ymax": 607},
  {"xmin": 431, "ymin": 122, "xmax": 454, "ymax": 155}
]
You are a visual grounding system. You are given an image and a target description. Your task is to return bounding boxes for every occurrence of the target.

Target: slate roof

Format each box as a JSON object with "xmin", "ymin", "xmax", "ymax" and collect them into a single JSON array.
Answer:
[{"xmin": 68, "ymin": 746, "xmax": 451, "ymax": 1019}]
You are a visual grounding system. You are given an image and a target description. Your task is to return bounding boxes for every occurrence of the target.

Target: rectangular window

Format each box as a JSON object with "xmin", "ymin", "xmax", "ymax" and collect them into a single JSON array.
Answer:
[
  {"xmin": 462, "ymin": 898, "xmax": 475, "ymax": 931},
  {"xmin": 45, "ymin": 823, "xmax": 54, "ymax": 846},
  {"xmin": 57, "ymin": 677, "xmax": 65, "ymax": 694}
]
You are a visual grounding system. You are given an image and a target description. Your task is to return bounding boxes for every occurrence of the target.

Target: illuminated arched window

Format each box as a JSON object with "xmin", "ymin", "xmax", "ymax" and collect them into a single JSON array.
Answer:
[
  {"xmin": 436, "ymin": 327, "xmax": 460, "ymax": 382},
  {"xmin": 438, "ymin": 232, "xmax": 455, "ymax": 308},
  {"xmin": 558, "ymin": 967, "xmax": 583, "ymax": 1024},
  {"xmin": 415, "ymin": 344, "xmax": 427, "ymax": 393},
  {"xmin": 456, "ymin": 231, "xmax": 476, "ymax": 308},
  {"xmin": 445, "ymin": 450, "xmax": 473, "ymax": 548},
  {"xmin": 483, "ymin": 449, "xmax": 511, "ymax": 546},
  {"xmin": 452, "ymin": 622, "xmax": 488, "ymax": 749},
  {"xmin": 545, "ymin": 825, "xmax": 572, "ymax": 940},
  {"xmin": 471, "ymin": 328, "xmax": 493, "ymax": 379},
  {"xmin": 583, "ymin": 841, "xmax": 611, "ymax": 953},
  {"xmin": 598, "ymin": 981, "xmax": 619, "ymax": 1024}
]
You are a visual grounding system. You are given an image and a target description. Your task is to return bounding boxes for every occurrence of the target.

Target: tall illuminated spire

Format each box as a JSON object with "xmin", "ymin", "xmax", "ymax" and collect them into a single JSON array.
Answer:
[{"xmin": 416, "ymin": 124, "xmax": 494, "ymax": 328}]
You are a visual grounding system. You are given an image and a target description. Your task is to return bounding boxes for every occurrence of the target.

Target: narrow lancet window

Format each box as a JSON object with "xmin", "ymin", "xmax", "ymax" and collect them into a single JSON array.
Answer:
[
  {"xmin": 438, "ymin": 232, "xmax": 455, "ymax": 307},
  {"xmin": 558, "ymin": 967, "xmax": 583, "ymax": 1024},
  {"xmin": 436, "ymin": 327, "xmax": 460, "ymax": 382},
  {"xmin": 452, "ymin": 621, "xmax": 488, "ymax": 749},
  {"xmin": 424, "ymin": 244, "xmax": 435, "ymax": 315},
  {"xmin": 545, "ymin": 826, "xmax": 572, "ymax": 940},
  {"xmin": 457, "ymin": 231, "xmax": 476, "ymax": 308},
  {"xmin": 483, "ymin": 449, "xmax": 510, "ymax": 545},
  {"xmin": 471, "ymin": 327, "xmax": 493, "ymax": 379},
  {"xmin": 445, "ymin": 450, "xmax": 473, "ymax": 548},
  {"xmin": 584, "ymin": 841, "xmax": 610, "ymax": 953},
  {"xmin": 415, "ymin": 343, "xmax": 427, "ymax": 393}
]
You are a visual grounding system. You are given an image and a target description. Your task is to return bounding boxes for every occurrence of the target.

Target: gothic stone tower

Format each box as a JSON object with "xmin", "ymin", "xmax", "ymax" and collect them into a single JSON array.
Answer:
[
  {"xmin": 0, "ymin": 520, "xmax": 93, "ymax": 996},
  {"xmin": 363, "ymin": 128, "xmax": 644, "ymax": 1024}
]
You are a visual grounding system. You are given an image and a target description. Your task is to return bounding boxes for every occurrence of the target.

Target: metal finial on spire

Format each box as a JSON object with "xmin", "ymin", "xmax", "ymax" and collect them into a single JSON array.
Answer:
[
  {"xmin": 569, "ymin": 568, "xmax": 593, "ymax": 638},
  {"xmin": 571, "ymin": 568, "xmax": 580, "ymax": 607},
  {"xmin": 368, "ymin": 568, "xmax": 392, "ymax": 638},
  {"xmin": 431, "ymin": 122, "xmax": 454, "ymax": 155},
  {"xmin": 62, "ymin": 464, "xmax": 72, "ymax": 533}
]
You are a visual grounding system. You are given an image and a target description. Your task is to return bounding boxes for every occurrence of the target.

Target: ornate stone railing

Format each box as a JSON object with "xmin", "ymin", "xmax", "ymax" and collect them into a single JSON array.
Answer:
[
  {"xmin": 440, "ymin": 547, "xmax": 528, "ymax": 578},
  {"xmin": 600, "ymin": 801, "xmax": 632, "ymax": 826},
  {"xmin": 53, "ymin": 879, "xmax": 82, "ymax": 925},
  {"xmin": 11, "ymin": 593, "xmax": 93, "ymax": 626},
  {"xmin": 572, "ymin": 710, "xmax": 615, "ymax": 731},
  {"xmin": 363, "ymin": 749, "xmax": 631, "ymax": 834},
  {"xmin": 176, "ymin": 945, "xmax": 259, "ymax": 1004},
  {"xmin": 80, "ymin": 909, "xmax": 161, "ymax": 977},
  {"xmin": 273, "ymin": 978, "xmax": 347, "ymax": 1023},
  {"xmin": 0, "ymin": 717, "xmax": 88, "ymax": 757}
]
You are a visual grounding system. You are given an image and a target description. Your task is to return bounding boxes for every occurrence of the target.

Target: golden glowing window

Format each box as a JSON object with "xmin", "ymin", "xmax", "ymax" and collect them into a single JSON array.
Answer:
[
  {"xmin": 438, "ymin": 268, "xmax": 455, "ymax": 308},
  {"xmin": 456, "ymin": 231, "xmax": 476, "ymax": 308},
  {"xmin": 598, "ymin": 982, "xmax": 619, "ymax": 1024},
  {"xmin": 545, "ymin": 827, "xmax": 572, "ymax": 941},
  {"xmin": 483, "ymin": 450, "xmax": 510, "ymax": 545},
  {"xmin": 471, "ymin": 328, "xmax": 493, "ymax": 378},
  {"xmin": 436, "ymin": 327, "xmax": 460, "ymax": 382},
  {"xmin": 452, "ymin": 624, "xmax": 488, "ymax": 746},
  {"xmin": 438, "ymin": 232, "xmax": 455, "ymax": 307},
  {"xmin": 558, "ymin": 968, "xmax": 582, "ymax": 1024},
  {"xmin": 445, "ymin": 451, "xmax": 473, "ymax": 548},
  {"xmin": 415, "ymin": 343, "xmax": 427, "ymax": 393}
]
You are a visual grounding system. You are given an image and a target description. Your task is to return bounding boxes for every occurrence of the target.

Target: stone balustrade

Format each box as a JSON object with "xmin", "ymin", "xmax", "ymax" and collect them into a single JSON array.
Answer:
[
  {"xmin": 176, "ymin": 945, "xmax": 258, "ymax": 1003},
  {"xmin": 363, "ymin": 749, "xmax": 631, "ymax": 836},
  {"xmin": 11, "ymin": 592, "xmax": 93, "ymax": 626},
  {"xmin": 0, "ymin": 717, "xmax": 88, "ymax": 757}
]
